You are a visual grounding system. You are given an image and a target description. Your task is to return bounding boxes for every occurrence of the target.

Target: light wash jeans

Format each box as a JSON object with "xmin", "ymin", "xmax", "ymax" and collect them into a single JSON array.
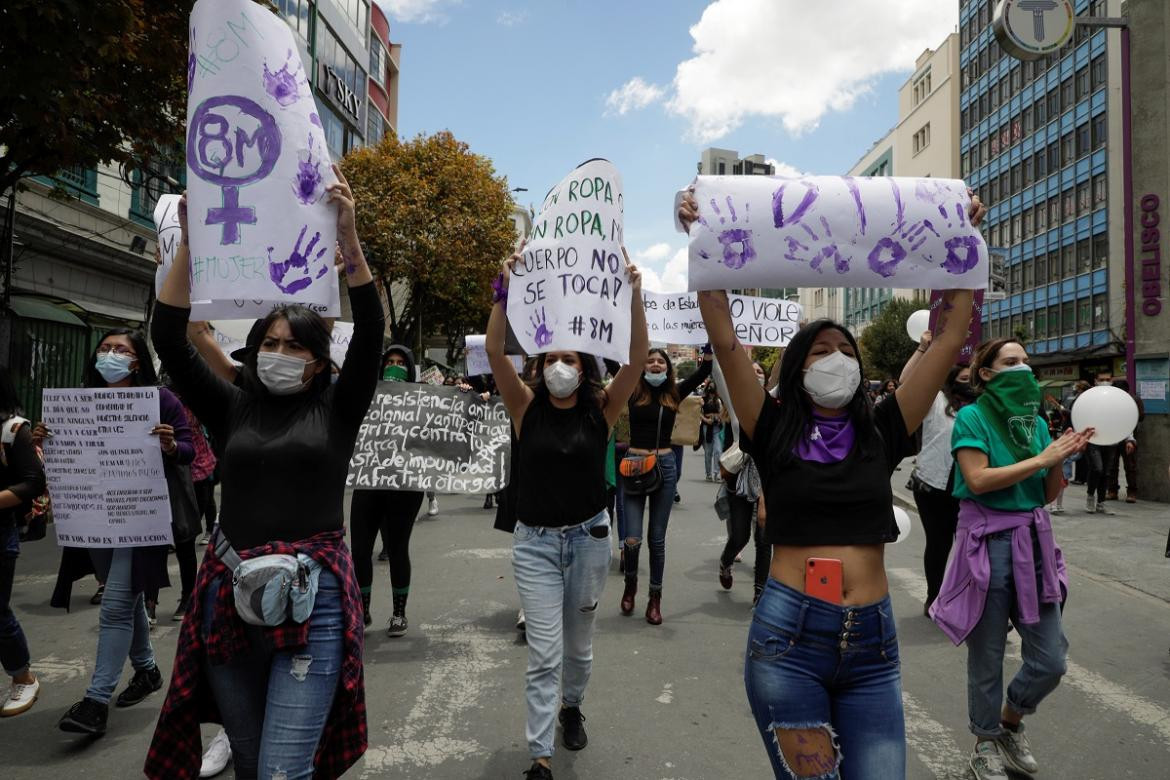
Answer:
[
  {"xmin": 702, "ymin": 425, "xmax": 724, "ymax": 479},
  {"xmin": 512, "ymin": 510, "xmax": 611, "ymax": 759},
  {"xmin": 85, "ymin": 548, "xmax": 156, "ymax": 704},
  {"xmin": 203, "ymin": 570, "xmax": 344, "ymax": 779},
  {"xmin": 966, "ymin": 530, "xmax": 1068, "ymax": 737}
]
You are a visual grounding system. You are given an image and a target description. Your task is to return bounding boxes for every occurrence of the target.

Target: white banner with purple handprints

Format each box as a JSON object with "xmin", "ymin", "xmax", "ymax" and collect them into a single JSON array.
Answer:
[
  {"xmin": 508, "ymin": 159, "xmax": 631, "ymax": 365},
  {"xmin": 642, "ymin": 291, "xmax": 802, "ymax": 347},
  {"xmin": 685, "ymin": 176, "xmax": 988, "ymax": 292},
  {"xmin": 185, "ymin": 0, "xmax": 340, "ymax": 318}
]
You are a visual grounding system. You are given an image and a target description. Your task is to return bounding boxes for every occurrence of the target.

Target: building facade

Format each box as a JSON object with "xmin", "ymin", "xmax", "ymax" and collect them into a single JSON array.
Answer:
[{"xmin": 0, "ymin": 1, "xmax": 401, "ymax": 418}]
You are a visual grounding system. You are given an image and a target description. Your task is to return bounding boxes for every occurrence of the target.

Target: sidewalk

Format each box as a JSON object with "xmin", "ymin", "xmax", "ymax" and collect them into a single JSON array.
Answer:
[{"xmin": 892, "ymin": 458, "xmax": 1170, "ymax": 604}]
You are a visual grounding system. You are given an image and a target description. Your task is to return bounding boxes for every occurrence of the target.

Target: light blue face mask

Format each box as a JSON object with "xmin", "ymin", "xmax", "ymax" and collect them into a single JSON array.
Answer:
[
  {"xmin": 644, "ymin": 371, "xmax": 667, "ymax": 387},
  {"xmin": 95, "ymin": 352, "xmax": 134, "ymax": 384}
]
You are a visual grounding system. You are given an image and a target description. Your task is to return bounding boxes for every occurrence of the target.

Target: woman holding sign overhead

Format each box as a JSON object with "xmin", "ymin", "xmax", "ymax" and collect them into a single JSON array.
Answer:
[
  {"xmin": 683, "ymin": 190, "xmax": 985, "ymax": 779},
  {"xmin": 487, "ymin": 241, "xmax": 647, "ymax": 780},
  {"xmin": 145, "ymin": 165, "xmax": 383, "ymax": 780},
  {"xmin": 619, "ymin": 346, "xmax": 711, "ymax": 624}
]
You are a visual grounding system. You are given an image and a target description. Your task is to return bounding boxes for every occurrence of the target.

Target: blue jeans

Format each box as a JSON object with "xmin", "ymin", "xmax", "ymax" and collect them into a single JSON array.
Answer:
[
  {"xmin": 512, "ymin": 510, "xmax": 610, "ymax": 760},
  {"xmin": 0, "ymin": 523, "xmax": 30, "ymax": 677},
  {"xmin": 966, "ymin": 531, "xmax": 1068, "ymax": 737},
  {"xmin": 703, "ymin": 427, "xmax": 724, "ymax": 478},
  {"xmin": 621, "ymin": 453, "xmax": 679, "ymax": 590},
  {"xmin": 86, "ymin": 548, "xmax": 156, "ymax": 703},
  {"xmin": 745, "ymin": 579, "xmax": 905, "ymax": 779},
  {"xmin": 203, "ymin": 570, "xmax": 344, "ymax": 779}
]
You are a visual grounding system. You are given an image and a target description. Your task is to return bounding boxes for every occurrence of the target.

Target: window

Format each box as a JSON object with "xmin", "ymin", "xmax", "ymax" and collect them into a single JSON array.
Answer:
[
  {"xmin": 1048, "ymin": 197, "xmax": 1061, "ymax": 226},
  {"xmin": 1010, "ymin": 163, "xmax": 1021, "ymax": 192},
  {"xmin": 989, "ymin": 82, "xmax": 1000, "ymax": 111},
  {"xmin": 1077, "ymin": 239, "xmax": 1092, "ymax": 272},
  {"xmin": 1035, "ymin": 307, "xmax": 1048, "ymax": 339},
  {"xmin": 1062, "ymin": 244, "xmax": 1077, "ymax": 275},
  {"xmin": 1077, "ymin": 298, "xmax": 1091, "ymax": 331},
  {"xmin": 1012, "ymin": 214, "xmax": 1022, "ymax": 244},
  {"xmin": 369, "ymin": 33, "xmax": 385, "ymax": 81},
  {"xmin": 1023, "ymin": 258, "xmax": 1034, "ymax": 289},
  {"xmin": 1092, "ymin": 113, "xmax": 1107, "ymax": 148},
  {"xmin": 1034, "ymin": 95, "xmax": 1047, "ymax": 126},
  {"xmin": 1021, "ymin": 106, "xmax": 1033, "ymax": 135},
  {"xmin": 815, "ymin": 289, "xmax": 824, "ymax": 306},
  {"xmin": 1077, "ymin": 182, "xmax": 1091, "ymax": 215},
  {"xmin": 1011, "ymin": 66, "xmax": 1023, "ymax": 93},
  {"xmin": 1060, "ymin": 79, "xmax": 1074, "ymax": 111},
  {"xmin": 1047, "ymin": 90, "xmax": 1060, "ymax": 120},
  {"xmin": 989, "ymin": 177, "xmax": 1000, "ymax": 203},
  {"xmin": 1091, "ymin": 55, "xmax": 1106, "ymax": 90},
  {"xmin": 1047, "ymin": 142, "xmax": 1060, "ymax": 173},
  {"xmin": 912, "ymin": 69, "xmax": 932, "ymax": 106},
  {"xmin": 1093, "ymin": 234, "xmax": 1108, "ymax": 269},
  {"xmin": 320, "ymin": 106, "xmax": 345, "ymax": 160},
  {"xmin": 1092, "ymin": 173, "xmax": 1107, "ymax": 204},
  {"xmin": 1035, "ymin": 148, "xmax": 1048, "ymax": 179},
  {"xmin": 1036, "ymin": 253, "xmax": 1048, "ymax": 285},
  {"xmin": 1076, "ymin": 122, "xmax": 1091, "ymax": 158},
  {"xmin": 1075, "ymin": 67, "xmax": 1090, "ymax": 100},
  {"xmin": 366, "ymin": 102, "xmax": 385, "ymax": 142},
  {"xmin": 338, "ymin": 0, "xmax": 369, "ymax": 34},
  {"xmin": 1092, "ymin": 293, "xmax": 1108, "ymax": 328},
  {"xmin": 277, "ymin": 0, "xmax": 313, "ymax": 41},
  {"xmin": 1035, "ymin": 202, "xmax": 1048, "ymax": 232},
  {"xmin": 1010, "ymin": 264, "xmax": 1021, "ymax": 293},
  {"xmin": 1062, "ymin": 302, "xmax": 1075, "ymax": 333},
  {"xmin": 1022, "ymin": 209, "xmax": 1033, "ymax": 239},
  {"xmin": 718, "ymin": 161, "xmax": 725, "ymax": 174},
  {"xmin": 1062, "ymin": 190, "xmax": 1076, "ymax": 221},
  {"xmin": 913, "ymin": 123, "xmax": 931, "ymax": 154},
  {"xmin": 1061, "ymin": 133, "xmax": 1075, "ymax": 166},
  {"xmin": 1022, "ymin": 156, "xmax": 1034, "ymax": 187}
]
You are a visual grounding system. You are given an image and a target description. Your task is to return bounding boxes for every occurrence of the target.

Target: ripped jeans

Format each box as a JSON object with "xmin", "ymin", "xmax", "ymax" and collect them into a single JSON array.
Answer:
[
  {"xmin": 512, "ymin": 510, "xmax": 611, "ymax": 759},
  {"xmin": 745, "ymin": 579, "xmax": 904, "ymax": 779},
  {"xmin": 203, "ymin": 570, "xmax": 343, "ymax": 780}
]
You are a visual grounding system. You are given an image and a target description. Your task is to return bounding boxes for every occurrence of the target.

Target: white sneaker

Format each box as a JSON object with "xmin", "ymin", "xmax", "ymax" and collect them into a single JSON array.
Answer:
[
  {"xmin": 997, "ymin": 723, "xmax": 1039, "ymax": 775},
  {"xmin": 516, "ymin": 609, "xmax": 526, "ymax": 632},
  {"xmin": 1085, "ymin": 494, "xmax": 1096, "ymax": 513},
  {"xmin": 427, "ymin": 497, "xmax": 439, "ymax": 516},
  {"xmin": 969, "ymin": 741, "xmax": 1008, "ymax": 780},
  {"xmin": 1, "ymin": 676, "xmax": 40, "ymax": 717},
  {"xmin": 200, "ymin": 728, "xmax": 232, "ymax": 777}
]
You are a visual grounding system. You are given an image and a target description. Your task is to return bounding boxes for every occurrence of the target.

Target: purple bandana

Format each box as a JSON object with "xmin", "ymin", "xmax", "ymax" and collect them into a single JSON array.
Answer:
[{"xmin": 794, "ymin": 413, "xmax": 856, "ymax": 464}]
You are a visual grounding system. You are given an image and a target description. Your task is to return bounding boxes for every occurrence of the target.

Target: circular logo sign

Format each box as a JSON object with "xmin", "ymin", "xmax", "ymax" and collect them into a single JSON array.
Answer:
[{"xmin": 992, "ymin": 0, "xmax": 1076, "ymax": 61}]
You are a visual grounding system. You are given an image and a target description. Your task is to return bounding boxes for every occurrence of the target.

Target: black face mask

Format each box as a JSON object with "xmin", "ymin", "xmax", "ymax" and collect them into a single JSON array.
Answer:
[{"xmin": 950, "ymin": 381, "xmax": 980, "ymax": 404}]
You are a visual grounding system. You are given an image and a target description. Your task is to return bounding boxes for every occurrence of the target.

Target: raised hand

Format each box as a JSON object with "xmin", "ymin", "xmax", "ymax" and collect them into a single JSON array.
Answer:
[
  {"xmin": 678, "ymin": 188, "xmax": 699, "ymax": 233},
  {"xmin": 1038, "ymin": 428, "xmax": 1093, "ymax": 469}
]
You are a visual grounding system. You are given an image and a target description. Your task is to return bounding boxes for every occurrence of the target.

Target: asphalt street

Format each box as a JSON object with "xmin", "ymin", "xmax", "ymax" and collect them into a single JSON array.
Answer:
[{"xmin": 3, "ymin": 449, "xmax": 1169, "ymax": 779}]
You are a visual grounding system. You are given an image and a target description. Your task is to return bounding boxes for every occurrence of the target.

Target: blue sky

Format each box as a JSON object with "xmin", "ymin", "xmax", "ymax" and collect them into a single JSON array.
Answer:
[{"xmin": 375, "ymin": 0, "xmax": 959, "ymax": 290}]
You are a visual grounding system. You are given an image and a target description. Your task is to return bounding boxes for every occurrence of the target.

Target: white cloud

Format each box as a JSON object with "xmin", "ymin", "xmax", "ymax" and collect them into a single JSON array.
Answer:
[
  {"xmin": 496, "ymin": 9, "xmax": 528, "ymax": 26},
  {"xmin": 375, "ymin": 0, "xmax": 457, "ymax": 23},
  {"xmin": 634, "ymin": 246, "xmax": 689, "ymax": 293},
  {"xmin": 665, "ymin": 0, "xmax": 957, "ymax": 141},
  {"xmin": 604, "ymin": 77, "xmax": 666, "ymax": 116},
  {"xmin": 765, "ymin": 159, "xmax": 806, "ymax": 179},
  {"xmin": 635, "ymin": 243, "xmax": 672, "ymax": 263}
]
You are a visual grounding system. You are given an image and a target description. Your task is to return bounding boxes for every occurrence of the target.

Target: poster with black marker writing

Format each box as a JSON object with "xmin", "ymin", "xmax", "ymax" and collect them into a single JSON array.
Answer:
[{"xmin": 347, "ymin": 383, "xmax": 511, "ymax": 494}]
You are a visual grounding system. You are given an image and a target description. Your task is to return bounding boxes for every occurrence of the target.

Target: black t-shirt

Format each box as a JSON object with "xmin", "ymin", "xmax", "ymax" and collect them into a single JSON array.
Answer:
[
  {"xmin": 516, "ymin": 396, "xmax": 608, "ymax": 527},
  {"xmin": 627, "ymin": 358, "xmax": 711, "ymax": 449},
  {"xmin": 741, "ymin": 394, "xmax": 917, "ymax": 545}
]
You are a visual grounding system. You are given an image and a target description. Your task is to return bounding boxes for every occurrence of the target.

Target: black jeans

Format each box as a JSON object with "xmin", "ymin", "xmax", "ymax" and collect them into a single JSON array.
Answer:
[
  {"xmin": 194, "ymin": 477, "xmax": 218, "ymax": 536},
  {"xmin": 719, "ymin": 494, "xmax": 770, "ymax": 593},
  {"xmin": 1085, "ymin": 444, "xmax": 1116, "ymax": 502},
  {"xmin": 350, "ymin": 489, "xmax": 424, "ymax": 593},
  {"xmin": 912, "ymin": 486, "xmax": 960, "ymax": 607},
  {"xmin": 1107, "ymin": 446, "xmax": 1136, "ymax": 494},
  {"xmin": 147, "ymin": 539, "xmax": 197, "ymax": 605}
]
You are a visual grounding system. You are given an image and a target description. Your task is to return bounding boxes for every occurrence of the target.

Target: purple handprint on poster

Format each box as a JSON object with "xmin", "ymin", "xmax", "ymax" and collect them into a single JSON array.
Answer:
[
  {"xmin": 268, "ymin": 226, "xmax": 331, "ymax": 294},
  {"xmin": 263, "ymin": 50, "xmax": 306, "ymax": 107},
  {"xmin": 528, "ymin": 308, "xmax": 555, "ymax": 348},
  {"xmin": 292, "ymin": 134, "xmax": 325, "ymax": 206},
  {"xmin": 694, "ymin": 196, "xmax": 757, "ymax": 270}
]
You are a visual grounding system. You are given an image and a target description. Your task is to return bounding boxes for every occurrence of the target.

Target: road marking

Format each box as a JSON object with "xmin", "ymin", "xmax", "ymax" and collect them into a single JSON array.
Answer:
[
  {"xmin": 360, "ymin": 606, "xmax": 515, "ymax": 777},
  {"xmin": 656, "ymin": 683, "xmax": 674, "ymax": 704},
  {"xmin": 902, "ymin": 691, "xmax": 970, "ymax": 780},
  {"xmin": 888, "ymin": 567, "xmax": 1170, "ymax": 746},
  {"xmin": 13, "ymin": 572, "xmax": 57, "ymax": 587},
  {"xmin": 441, "ymin": 548, "xmax": 512, "ymax": 560},
  {"xmin": 32, "ymin": 654, "xmax": 90, "ymax": 683}
]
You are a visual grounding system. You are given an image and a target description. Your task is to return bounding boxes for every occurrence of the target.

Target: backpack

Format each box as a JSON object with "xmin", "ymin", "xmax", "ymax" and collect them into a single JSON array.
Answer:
[{"xmin": 1, "ymin": 416, "xmax": 51, "ymax": 542}]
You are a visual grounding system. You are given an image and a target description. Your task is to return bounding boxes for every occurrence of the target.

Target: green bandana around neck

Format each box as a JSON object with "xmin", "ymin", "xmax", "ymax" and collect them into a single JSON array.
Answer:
[{"xmin": 976, "ymin": 370, "xmax": 1043, "ymax": 462}]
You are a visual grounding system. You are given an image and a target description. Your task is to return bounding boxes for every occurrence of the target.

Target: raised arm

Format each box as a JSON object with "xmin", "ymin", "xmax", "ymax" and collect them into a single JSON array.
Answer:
[
  {"xmin": 957, "ymin": 428, "xmax": 1091, "ymax": 500},
  {"xmin": 603, "ymin": 253, "xmax": 647, "ymax": 427},
  {"xmin": 894, "ymin": 289, "xmax": 972, "ymax": 434},
  {"xmin": 898, "ymin": 330, "xmax": 931, "ymax": 385},
  {"xmin": 676, "ymin": 348, "xmax": 713, "ymax": 397},
  {"xmin": 186, "ymin": 322, "xmax": 241, "ymax": 384},
  {"xmin": 698, "ymin": 289, "xmax": 765, "ymax": 439},
  {"xmin": 487, "ymin": 247, "xmax": 534, "ymax": 428}
]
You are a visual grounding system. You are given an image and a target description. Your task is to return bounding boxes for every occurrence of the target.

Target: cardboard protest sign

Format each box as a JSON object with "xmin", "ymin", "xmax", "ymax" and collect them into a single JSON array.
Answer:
[
  {"xmin": 464, "ymin": 335, "xmax": 523, "ymax": 376},
  {"xmin": 929, "ymin": 290, "xmax": 985, "ymax": 365},
  {"xmin": 509, "ymin": 159, "xmax": 631, "ymax": 364},
  {"xmin": 686, "ymin": 176, "xmax": 988, "ymax": 292},
  {"xmin": 329, "ymin": 320, "xmax": 353, "ymax": 368},
  {"xmin": 186, "ymin": 0, "xmax": 340, "ymax": 318},
  {"xmin": 670, "ymin": 395, "xmax": 703, "ymax": 447},
  {"xmin": 153, "ymin": 194, "xmax": 183, "ymax": 298},
  {"xmin": 347, "ymin": 383, "xmax": 511, "ymax": 494},
  {"xmin": 642, "ymin": 291, "xmax": 802, "ymax": 347},
  {"xmin": 419, "ymin": 366, "xmax": 445, "ymax": 385},
  {"xmin": 41, "ymin": 388, "xmax": 173, "ymax": 548}
]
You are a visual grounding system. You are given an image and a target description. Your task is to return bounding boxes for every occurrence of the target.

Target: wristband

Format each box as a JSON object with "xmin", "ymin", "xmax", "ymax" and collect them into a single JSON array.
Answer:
[
  {"xmin": 490, "ymin": 273, "xmax": 508, "ymax": 304},
  {"xmin": 916, "ymin": 346, "xmax": 927, "ymax": 354}
]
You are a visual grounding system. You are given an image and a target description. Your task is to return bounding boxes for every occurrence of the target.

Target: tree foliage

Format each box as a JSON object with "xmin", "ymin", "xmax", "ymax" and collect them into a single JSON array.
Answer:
[
  {"xmin": 0, "ymin": 0, "xmax": 189, "ymax": 197},
  {"xmin": 751, "ymin": 346, "xmax": 782, "ymax": 376},
  {"xmin": 858, "ymin": 297, "xmax": 922, "ymax": 381},
  {"xmin": 341, "ymin": 132, "xmax": 516, "ymax": 357}
]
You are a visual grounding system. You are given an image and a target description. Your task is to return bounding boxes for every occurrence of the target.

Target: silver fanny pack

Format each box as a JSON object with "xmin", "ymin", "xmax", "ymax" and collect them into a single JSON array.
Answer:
[{"xmin": 214, "ymin": 531, "xmax": 321, "ymax": 627}]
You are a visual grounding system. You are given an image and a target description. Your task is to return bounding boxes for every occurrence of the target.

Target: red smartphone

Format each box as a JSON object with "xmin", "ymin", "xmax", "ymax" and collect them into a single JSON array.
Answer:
[{"xmin": 805, "ymin": 558, "xmax": 844, "ymax": 605}]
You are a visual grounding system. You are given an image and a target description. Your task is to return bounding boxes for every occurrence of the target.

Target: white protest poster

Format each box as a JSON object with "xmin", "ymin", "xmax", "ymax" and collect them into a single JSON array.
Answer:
[
  {"xmin": 186, "ymin": 0, "xmax": 340, "ymax": 318},
  {"xmin": 641, "ymin": 291, "xmax": 801, "ymax": 347},
  {"xmin": 508, "ymin": 159, "xmax": 630, "ymax": 364},
  {"xmin": 41, "ymin": 388, "xmax": 173, "ymax": 548},
  {"xmin": 686, "ymin": 175, "xmax": 988, "ymax": 292},
  {"xmin": 329, "ymin": 320, "xmax": 354, "ymax": 367},
  {"xmin": 153, "ymin": 194, "xmax": 183, "ymax": 298},
  {"xmin": 464, "ymin": 335, "xmax": 523, "ymax": 376}
]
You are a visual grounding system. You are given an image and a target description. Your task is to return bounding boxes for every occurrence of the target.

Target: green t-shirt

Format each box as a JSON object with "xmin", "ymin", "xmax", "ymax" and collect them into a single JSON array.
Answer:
[{"xmin": 950, "ymin": 403, "xmax": 1051, "ymax": 511}]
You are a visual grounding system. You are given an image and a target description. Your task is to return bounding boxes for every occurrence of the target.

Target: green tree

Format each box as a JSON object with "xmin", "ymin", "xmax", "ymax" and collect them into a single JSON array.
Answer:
[
  {"xmin": 0, "ymin": 0, "xmax": 189, "ymax": 198},
  {"xmin": 858, "ymin": 297, "xmax": 923, "ymax": 381},
  {"xmin": 341, "ymin": 132, "xmax": 516, "ymax": 359},
  {"xmin": 674, "ymin": 359, "xmax": 697, "ymax": 381}
]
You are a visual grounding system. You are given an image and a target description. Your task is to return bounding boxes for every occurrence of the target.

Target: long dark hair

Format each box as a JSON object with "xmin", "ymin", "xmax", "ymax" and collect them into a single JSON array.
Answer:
[
  {"xmin": 525, "ymin": 351, "xmax": 606, "ymax": 411},
  {"xmin": 768, "ymin": 319, "xmax": 876, "ymax": 462},
  {"xmin": 83, "ymin": 328, "xmax": 158, "ymax": 388},
  {"xmin": 240, "ymin": 305, "xmax": 334, "ymax": 394},
  {"xmin": 0, "ymin": 367, "xmax": 22, "ymax": 417},
  {"xmin": 630, "ymin": 347, "xmax": 680, "ymax": 410}
]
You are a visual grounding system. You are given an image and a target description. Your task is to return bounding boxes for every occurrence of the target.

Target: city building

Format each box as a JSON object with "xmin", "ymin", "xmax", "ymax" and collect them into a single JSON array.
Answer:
[
  {"xmin": 0, "ymin": 1, "xmax": 401, "ymax": 417},
  {"xmin": 798, "ymin": 33, "xmax": 962, "ymax": 333}
]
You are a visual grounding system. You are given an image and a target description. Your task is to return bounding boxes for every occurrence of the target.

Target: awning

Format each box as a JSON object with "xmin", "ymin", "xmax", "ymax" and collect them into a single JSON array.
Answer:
[
  {"xmin": 63, "ymin": 297, "xmax": 147, "ymax": 324},
  {"xmin": 6, "ymin": 295, "xmax": 86, "ymax": 327}
]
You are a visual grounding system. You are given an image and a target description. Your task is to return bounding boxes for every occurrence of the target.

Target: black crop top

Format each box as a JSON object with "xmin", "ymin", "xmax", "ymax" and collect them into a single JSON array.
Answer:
[
  {"xmin": 741, "ymin": 394, "xmax": 918, "ymax": 546},
  {"xmin": 516, "ymin": 396, "xmax": 609, "ymax": 527},
  {"xmin": 627, "ymin": 358, "xmax": 712, "ymax": 449}
]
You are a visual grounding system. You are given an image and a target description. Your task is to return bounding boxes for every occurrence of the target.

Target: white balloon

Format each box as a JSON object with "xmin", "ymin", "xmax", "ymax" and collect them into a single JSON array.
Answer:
[
  {"xmin": 906, "ymin": 309, "xmax": 931, "ymax": 342},
  {"xmin": 892, "ymin": 506, "xmax": 912, "ymax": 544},
  {"xmin": 1070, "ymin": 385, "xmax": 1139, "ymax": 445}
]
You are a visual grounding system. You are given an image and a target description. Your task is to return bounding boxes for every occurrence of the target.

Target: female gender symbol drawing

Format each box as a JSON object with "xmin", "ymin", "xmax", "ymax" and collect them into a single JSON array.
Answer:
[{"xmin": 186, "ymin": 95, "xmax": 281, "ymax": 245}]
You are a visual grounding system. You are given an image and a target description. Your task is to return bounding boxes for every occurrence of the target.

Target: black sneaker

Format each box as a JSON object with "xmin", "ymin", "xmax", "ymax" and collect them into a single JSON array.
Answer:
[
  {"xmin": 58, "ymin": 697, "xmax": 108, "ymax": 735},
  {"xmin": 115, "ymin": 666, "xmax": 163, "ymax": 708},
  {"xmin": 559, "ymin": 706, "xmax": 587, "ymax": 750},
  {"xmin": 145, "ymin": 601, "xmax": 157, "ymax": 627},
  {"xmin": 523, "ymin": 762, "xmax": 553, "ymax": 779},
  {"xmin": 172, "ymin": 595, "xmax": 189, "ymax": 622}
]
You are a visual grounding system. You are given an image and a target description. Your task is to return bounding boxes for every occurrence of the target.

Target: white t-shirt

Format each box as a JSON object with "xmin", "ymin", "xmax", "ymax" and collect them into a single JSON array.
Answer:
[{"xmin": 914, "ymin": 392, "xmax": 956, "ymax": 491}]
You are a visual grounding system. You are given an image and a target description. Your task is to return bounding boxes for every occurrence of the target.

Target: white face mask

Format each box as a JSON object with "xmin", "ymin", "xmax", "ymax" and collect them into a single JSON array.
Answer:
[
  {"xmin": 257, "ymin": 351, "xmax": 315, "ymax": 395},
  {"xmin": 543, "ymin": 360, "xmax": 581, "ymax": 399},
  {"xmin": 802, "ymin": 350, "xmax": 861, "ymax": 409}
]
